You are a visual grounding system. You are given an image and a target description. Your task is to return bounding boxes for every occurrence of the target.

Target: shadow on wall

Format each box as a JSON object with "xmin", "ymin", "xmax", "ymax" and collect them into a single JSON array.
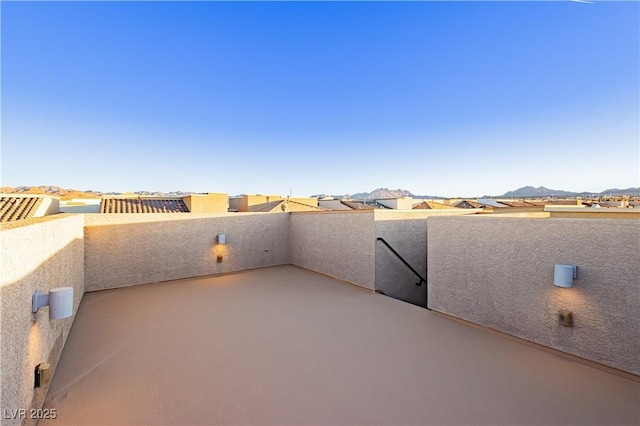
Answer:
[
  {"xmin": 84, "ymin": 215, "xmax": 291, "ymax": 292},
  {"xmin": 374, "ymin": 219, "xmax": 428, "ymax": 308},
  {"xmin": 0, "ymin": 238, "xmax": 84, "ymax": 426}
]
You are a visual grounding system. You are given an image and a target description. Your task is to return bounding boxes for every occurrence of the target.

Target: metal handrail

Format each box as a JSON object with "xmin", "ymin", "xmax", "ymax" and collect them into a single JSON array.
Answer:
[{"xmin": 376, "ymin": 237, "xmax": 429, "ymax": 309}]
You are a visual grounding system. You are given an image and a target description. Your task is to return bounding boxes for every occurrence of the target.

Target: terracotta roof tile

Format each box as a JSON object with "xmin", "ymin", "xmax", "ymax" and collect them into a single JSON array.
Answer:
[
  {"xmin": 453, "ymin": 200, "xmax": 485, "ymax": 209},
  {"xmin": 413, "ymin": 201, "xmax": 454, "ymax": 210},
  {"xmin": 498, "ymin": 200, "xmax": 539, "ymax": 207},
  {"xmin": 100, "ymin": 197, "xmax": 189, "ymax": 213},
  {"xmin": 340, "ymin": 200, "xmax": 375, "ymax": 210},
  {"xmin": 0, "ymin": 196, "xmax": 43, "ymax": 222}
]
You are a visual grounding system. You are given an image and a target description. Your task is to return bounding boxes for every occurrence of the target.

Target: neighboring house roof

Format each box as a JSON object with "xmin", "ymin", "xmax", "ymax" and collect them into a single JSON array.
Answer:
[
  {"xmin": 413, "ymin": 201, "xmax": 454, "ymax": 210},
  {"xmin": 477, "ymin": 199, "xmax": 509, "ymax": 208},
  {"xmin": 340, "ymin": 200, "xmax": 375, "ymax": 210},
  {"xmin": 541, "ymin": 200, "xmax": 580, "ymax": 206},
  {"xmin": 249, "ymin": 200, "xmax": 327, "ymax": 213},
  {"xmin": 248, "ymin": 200, "xmax": 286, "ymax": 213},
  {"xmin": 453, "ymin": 200, "xmax": 486, "ymax": 209},
  {"xmin": 0, "ymin": 196, "xmax": 44, "ymax": 222},
  {"xmin": 583, "ymin": 201, "xmax": 619, "ymax": 208},
  {"xmin": 498, "ymin": 200, "xmax": 539, "ymax": 208},
  {"xmin": 100, "ymin": 197, "xmax": 189, "ymax": 213}
]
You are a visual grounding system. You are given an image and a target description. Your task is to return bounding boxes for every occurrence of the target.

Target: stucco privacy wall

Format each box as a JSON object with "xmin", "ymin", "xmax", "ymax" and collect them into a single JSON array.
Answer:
[
  {"xmin": 84, "ymin": 213, "xmax": 290, "ymax": 291},
  {"xmin": 290, "ymin": 212, "xmax": 376, "ymax": 289},
  {"xmin": 0, "ymin": 215, "xmax": 85, "ymax": 426},
  {"xmin": 428, "ymin": 216, "xmax": 640, "ymax": 375}
]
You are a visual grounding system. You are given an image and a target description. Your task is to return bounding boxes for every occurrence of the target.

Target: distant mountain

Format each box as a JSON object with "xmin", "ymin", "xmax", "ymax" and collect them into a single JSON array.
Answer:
[
  {"xmin": 350, "ymin": 188, "xmax": 414, "ymax": 200},
  {"xmin": 130, "ymin": 190, "xmax": 191, "ymax": 197},
  {"xmin": 500, "ymin": 186, "xmax": 577, "ymax": 198},
  {"xmin": 312, "ymin": 188, "xmax": 444, "ymax": 200},
  {"xmin": 497, "ymin": 186, "xmax": 640, "ymax": 198},
  {"xmin": 0, "ymin": 185, "xmax": 103, "ymax": 199},
  {"xmin": 0, "ymin": 186, "xmax": 192, "ymax": 199},
  {"xmin": 597, "ymin": 187, "xmax": 640, "ymax": 196}
]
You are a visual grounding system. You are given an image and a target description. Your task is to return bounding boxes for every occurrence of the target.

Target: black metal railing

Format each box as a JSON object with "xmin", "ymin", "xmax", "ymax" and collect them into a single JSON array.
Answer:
[{"xmin": 376, "ymin": 237, "xmax": 429, "ymax": 309}]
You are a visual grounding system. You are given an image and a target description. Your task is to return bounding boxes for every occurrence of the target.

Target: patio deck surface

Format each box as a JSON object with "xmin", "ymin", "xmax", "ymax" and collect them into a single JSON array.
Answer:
[{"xmin": 42, "ymin": 265, "xmax": 639, "ymax": 425}]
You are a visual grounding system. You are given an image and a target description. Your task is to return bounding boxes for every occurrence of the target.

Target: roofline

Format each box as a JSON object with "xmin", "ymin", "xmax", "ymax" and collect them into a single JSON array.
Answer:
[
  {"xmin": 0, "ymin": 193, "xmax": 60, "ymax": 200},
  {"xmin": 101, "ymin": 196, "xmax": 186, "ymax": 200}
]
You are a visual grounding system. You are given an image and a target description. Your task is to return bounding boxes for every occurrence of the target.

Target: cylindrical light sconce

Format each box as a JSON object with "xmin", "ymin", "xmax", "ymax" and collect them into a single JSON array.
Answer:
[
  {"xmin": 554, "ymin": 264, "xmax": 577, "ymax": 288},
  {"xmin": 217, "ymin": 233, "xmax": 226, "ymax": 244},
  {"xmin": 32, "ymin": 287, "xmax": 74, "ymax": 320}
]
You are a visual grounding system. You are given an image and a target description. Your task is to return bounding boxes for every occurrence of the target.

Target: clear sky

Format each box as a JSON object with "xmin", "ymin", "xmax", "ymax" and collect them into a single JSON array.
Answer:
[{"xmin": 2, "ymin": 1, "xmax": 638, "ymax": 197}]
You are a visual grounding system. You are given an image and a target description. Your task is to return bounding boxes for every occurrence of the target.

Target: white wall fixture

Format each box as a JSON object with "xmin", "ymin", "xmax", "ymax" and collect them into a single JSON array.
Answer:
[
  {"xmin": 554, "ymin": 264, "xmax": 577, "ymax": 288},
  {"xmin": 217, "ymin": 233, "xmax": 226, "ymax": 244},
  {"xmin": 32, "ymin": 287, "xmax": 74, "ymax": 319}
]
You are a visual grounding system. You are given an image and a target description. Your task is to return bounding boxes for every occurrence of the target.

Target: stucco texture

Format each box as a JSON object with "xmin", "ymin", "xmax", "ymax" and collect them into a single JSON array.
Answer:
[
  {"xmin": 428, "ymin": 216, "xmax": 640, "ymax": 375},
  {"xmin": 84, "ymin": 213, "xmax": 290, "ymax": 291},
  {"xmin": 0, "ymin": 215, "xmax": 85, "ymax": 426},
  {"xmin": 290, "ymin": 212, "xmax": 376, "ymax": 289}
]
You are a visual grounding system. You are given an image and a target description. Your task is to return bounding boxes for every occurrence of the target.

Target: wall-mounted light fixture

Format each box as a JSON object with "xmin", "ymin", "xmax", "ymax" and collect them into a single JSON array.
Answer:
[
  {"xmin": 35, "ymin": 363, "xmax": 52, "ymax": 387},
  {"xmin": 554, "ymin": 264, "xmax": 577, "ymax": 288},
  {"xmin": 32, "ymin": 287, "xmax": 74, "ymax": 320},
  {"xmin": 217, "ymin": 233, "xmax": 226, "ymax": 245}
]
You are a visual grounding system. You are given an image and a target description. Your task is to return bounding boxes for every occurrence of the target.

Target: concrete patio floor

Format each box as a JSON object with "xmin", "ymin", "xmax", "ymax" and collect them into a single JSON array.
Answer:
[{"xmin": 42, "ymin": 265, "xmax": 639, "ymax": 425}]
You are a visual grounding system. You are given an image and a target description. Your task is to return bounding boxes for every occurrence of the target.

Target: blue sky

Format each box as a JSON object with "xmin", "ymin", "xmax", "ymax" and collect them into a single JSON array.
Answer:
[{"xmin": 2, "ymin": 1, "xmax": 638, "ymax": 197}]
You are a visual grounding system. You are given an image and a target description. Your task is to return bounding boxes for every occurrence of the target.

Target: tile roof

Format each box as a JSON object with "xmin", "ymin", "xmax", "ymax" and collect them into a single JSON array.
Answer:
[
  {"xmin": 340, "ymin": 200, "xmax": 375, "ymax": 210},
  {"xmin": 413, "ymin": 201, "xmax": 454, "ymax": 210},
  {"xmin": 583, "ymin": 201, "xmax": 619, "ymax": 208},
  {"xmin": 476, "ymin": 199, "xmax": 510, "ymax": 208},
  {"xmin": 100, "ymin": 197, "xmax": 189, "ymax": 213},
  {"xmin": 498, "ymin": 200, "xmax": 539, "ymax": 207},
  {"xmin": 0, "ymin": 196, "xmax": 43, "ymax": 222},
  {"xmin": 453, "ymin": 200, "xmax": 486, "ymax": 209},
  {"xmin": 541, "ymin": 200, "xmax": 580, "ymax": 206}
]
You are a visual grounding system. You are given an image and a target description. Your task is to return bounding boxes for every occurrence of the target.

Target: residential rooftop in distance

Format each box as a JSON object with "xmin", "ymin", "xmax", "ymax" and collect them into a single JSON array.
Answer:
[
  {"xmin": 100, "ymin": 196, "xmax": 189, "ymax": 213},
  {"xmin": 0, "ymin": 193, "xmax": 59, "ymax": 222},
  {"xmin": 0, "ymin": 195, "xmax": 43, "ymax": 222}
]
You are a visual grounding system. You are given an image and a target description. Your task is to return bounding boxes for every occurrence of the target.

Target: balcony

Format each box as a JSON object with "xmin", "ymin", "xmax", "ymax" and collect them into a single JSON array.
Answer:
[{"xmin": 1, "ymin": 211, "xmax": 638, "ymax": 425}]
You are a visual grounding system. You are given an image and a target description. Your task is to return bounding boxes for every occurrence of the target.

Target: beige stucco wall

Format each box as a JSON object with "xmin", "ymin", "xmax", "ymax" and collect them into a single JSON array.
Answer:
[
  {"xmin": 289, "ymin": 210, "xmax": 481, "ymax": 294},
  {"xmin": 228, "ymin": 195, "xmax": 316, "ymax": 212},
  {"xmin": 376, "ymin": 197, "xmax": 414, "ymax": 210},
  {"xmin": 427, "ymin": 216, "xmax": 640, "ymax": 375},
  {"xmin": 486, "ymin": 206, "xmax": 545, "ymax": 214},
  {"xmin": 228, "ymin": 195, "xmax": 280, "ymax": 212},
  {"xmin": 0, "ymin": 215, "xmax": 85, "ymax": 426},
  {"xmin": 290, "ymin": 212, "xmax": 376, "ymax": 289},
  {"xmin": 545, "ymin": 207, "xmax": 640, "ymax": 219},
  {"xmin": 84, "ymin": 214, "xmax": 290, "ymax": 292},
  {"xmin": 183, "ymin": 193, "xmax": 228, "ymax": 213},
  {"xmin": 228, "ymin": 197, "xmax": 245, "ymax": 212},
  {"xmin": 290, "ymin": 197, "xmax": 318, "ymax": 207},
  {"xmin": 34, "ymin": 196, "xmax": 61, "ymax": 217}
]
